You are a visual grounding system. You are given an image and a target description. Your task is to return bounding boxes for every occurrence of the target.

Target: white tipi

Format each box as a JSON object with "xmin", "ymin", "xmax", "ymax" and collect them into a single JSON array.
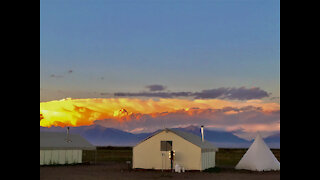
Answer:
[{"xmin": 235, "ymin": 133, "xmax": 280, "ymax": 171}]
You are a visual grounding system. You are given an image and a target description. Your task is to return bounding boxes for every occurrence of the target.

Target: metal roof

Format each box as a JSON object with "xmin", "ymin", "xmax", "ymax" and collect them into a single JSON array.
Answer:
[
  {"xmin": 135, "ymin": 129, "xmax": 218, "ymax": 151},
  {"xmin": 40, "ymin": 132, "xmax": 96, "ymax": 150}
]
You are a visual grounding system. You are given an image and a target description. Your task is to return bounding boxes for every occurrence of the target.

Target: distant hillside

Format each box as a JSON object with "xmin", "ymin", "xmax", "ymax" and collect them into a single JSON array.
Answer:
[
  {"xmin": 40, "ymin": 125, "xmax": 150, "ymax": 146},
  {"xmin": 265, "ymin": 133, "xmax": 280, "ymax": 143},
  {"xmin": 40, "ymin": 125, "xmax": 279, "ymax": 148},
  {"xmin": 174, "ymin": 125, "xmax": 249, "ymax": 143}
]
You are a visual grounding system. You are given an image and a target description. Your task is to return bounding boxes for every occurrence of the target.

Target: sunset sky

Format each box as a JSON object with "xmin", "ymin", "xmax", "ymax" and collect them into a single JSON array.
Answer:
[{"xmin": 40, "ymin": 0, "xmax": 280, "ymax": 139}]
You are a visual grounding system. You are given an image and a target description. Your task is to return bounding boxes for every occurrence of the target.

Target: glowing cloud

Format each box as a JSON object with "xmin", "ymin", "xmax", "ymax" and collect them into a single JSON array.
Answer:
[{"xmin": 40, "ymin": 98, "xmax": 280, "ymax": 135}]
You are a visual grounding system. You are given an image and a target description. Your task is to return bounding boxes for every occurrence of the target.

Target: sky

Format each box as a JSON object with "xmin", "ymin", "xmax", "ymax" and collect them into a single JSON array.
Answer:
[{"xmin": 40, "ymin": 0, "xmax": 280, "ymax": 139}]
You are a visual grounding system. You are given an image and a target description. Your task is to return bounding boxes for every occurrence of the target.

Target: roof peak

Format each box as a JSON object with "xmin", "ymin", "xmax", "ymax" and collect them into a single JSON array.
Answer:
[{"xmin": 135, "ymin": 128, "xmax": 218, "ymax": 151}]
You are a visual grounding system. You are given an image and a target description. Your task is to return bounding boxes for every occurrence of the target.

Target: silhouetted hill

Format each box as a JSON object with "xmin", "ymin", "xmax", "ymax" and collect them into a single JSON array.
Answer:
[
  {"xmin": 40, "ymin": 125, "xmax": 279, "ymax": 148},
  {"xmin": 265, "ymin": 133, "xmax": 280, "ymax": 143},
  {"xmin": 174, "ymin": 125, "xmax": 248, "ymax": 143}
]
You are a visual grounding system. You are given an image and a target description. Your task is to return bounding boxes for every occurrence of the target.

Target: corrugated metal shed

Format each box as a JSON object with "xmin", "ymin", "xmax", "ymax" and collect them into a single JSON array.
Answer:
[{"xmin": 40, "ymin": 132, "xmax": 96, "ymax": 150}]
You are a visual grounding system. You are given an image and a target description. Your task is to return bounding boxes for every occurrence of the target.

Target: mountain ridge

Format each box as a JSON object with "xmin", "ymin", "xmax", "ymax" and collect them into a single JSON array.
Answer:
[{"xmin": 40, "ymin": 125, "xmax": 280, "ymax": 148}]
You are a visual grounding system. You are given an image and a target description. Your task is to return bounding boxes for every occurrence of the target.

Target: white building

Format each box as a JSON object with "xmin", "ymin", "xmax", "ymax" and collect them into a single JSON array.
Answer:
[
  {"xmin": 133, "ymin": 128, "xmax": 218, "ymax": 171},
  {"xmin": 40, "ymin": 132, "xmax": 96, "ymax": 165}
]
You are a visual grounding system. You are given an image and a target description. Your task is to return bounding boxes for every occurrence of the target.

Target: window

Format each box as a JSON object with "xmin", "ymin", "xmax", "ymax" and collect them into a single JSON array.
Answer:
[{"xmin": 161, "ymin": 141, "xmax": 172, "ymax": 151}]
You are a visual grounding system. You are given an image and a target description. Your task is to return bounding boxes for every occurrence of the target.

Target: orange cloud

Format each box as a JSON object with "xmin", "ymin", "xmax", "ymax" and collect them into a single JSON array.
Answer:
[{"xmin": 40, "ymin": 98, "xmax": 280, "ymax": 129}]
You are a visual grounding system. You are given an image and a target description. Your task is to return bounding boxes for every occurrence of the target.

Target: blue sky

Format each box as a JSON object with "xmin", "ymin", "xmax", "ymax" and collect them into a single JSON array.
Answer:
[{"xmin": 40, "ymin": 0, "xmax": 280, "ymax": 102}]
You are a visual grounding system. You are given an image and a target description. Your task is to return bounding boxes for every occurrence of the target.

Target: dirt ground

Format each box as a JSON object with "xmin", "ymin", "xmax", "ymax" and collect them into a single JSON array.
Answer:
[{"xmin": 40, "ymin": 162, "xmax": 280, "ymax": 180}]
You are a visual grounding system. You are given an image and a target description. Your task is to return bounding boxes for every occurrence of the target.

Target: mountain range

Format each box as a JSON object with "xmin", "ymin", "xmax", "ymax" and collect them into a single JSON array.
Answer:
[{"xmin": 40, "ymin": 125, "xmax": 280, "ymax": 148}]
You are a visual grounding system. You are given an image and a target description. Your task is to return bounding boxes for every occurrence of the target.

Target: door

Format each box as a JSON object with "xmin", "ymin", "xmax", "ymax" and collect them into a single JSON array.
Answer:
[{"xmin": 161, "ymin": 141, "xmax": 173, "ymax": 170}]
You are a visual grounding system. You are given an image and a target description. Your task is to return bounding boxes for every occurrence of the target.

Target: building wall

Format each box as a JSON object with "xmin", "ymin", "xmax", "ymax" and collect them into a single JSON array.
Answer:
[
  {"xmin": 201, "ymin": 150, "xmax": 216, "ymax": 170},
  {"xmin": 40, "ymin": 150, "xmax": 82, "ymax": 165},
  {"xmin": 133, "ymin": 131, "xmax": 202, "ymax": 170}
]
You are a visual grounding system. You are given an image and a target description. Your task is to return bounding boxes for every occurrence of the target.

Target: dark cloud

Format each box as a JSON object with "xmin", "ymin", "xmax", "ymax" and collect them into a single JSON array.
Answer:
[
  {"xmin": 194, "ymin": 87, "xmax": 270, "ymax": 100},
  {"xmin": 50, "ymin": 70, "xmax": 74, "ymax": 79},
  {"xmin": 50, "ymin": 74, "xmax": 64, "ymax": 78},
  {"xmin": 114, "ymin": 87, "xmax": 270, "ymax": 100},
  {"xmin": 146, "ymin": 85, "xmax": 167, "ymax": 92},
  {"xmin": 114, "ymin": 91, "xmax": 192, "ymax": 98},
  {"xmin": 220, "ymin": 106, "xmax": 262, "ymax": 113}
]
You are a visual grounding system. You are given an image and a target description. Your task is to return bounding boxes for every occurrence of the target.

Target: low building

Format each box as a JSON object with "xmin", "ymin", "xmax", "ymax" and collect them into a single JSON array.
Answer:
[
  {"xmin": 40, "ymin": 132, "xmax": 96, "ymax": 165},
  {"xmin": 133, "ymin": 128, "xmax": 218, "ymax": 171}
]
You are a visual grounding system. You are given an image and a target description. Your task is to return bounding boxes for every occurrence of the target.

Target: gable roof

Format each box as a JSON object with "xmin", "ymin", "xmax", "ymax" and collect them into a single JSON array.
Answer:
[
  {"xmin": 135, "ymin": 129, "xmax": 218, "ymax": 151},
  {"xmin": 40, "ymin": 132, "xmax": 96, "ymax": 150}
]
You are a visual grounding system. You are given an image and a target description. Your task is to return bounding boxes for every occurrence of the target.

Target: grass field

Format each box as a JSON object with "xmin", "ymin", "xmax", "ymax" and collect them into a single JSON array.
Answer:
[
  {"xmin": 83, "ymin": 147, "xmax": 280, "ymax": 168},
  {"xmin": 42, "ymin": 147, "xmax": 280, "ymax": 180},
  {"xmin": 216, "ymin": 148, "xmax": 280, "ymax": 167}
]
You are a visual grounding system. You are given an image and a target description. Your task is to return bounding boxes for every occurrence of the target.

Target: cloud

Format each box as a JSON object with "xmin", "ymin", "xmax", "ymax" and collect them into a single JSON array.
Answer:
[
  {"xmin": 194, "ymin": 87, "xmax": 270, "ymax": 100},
  {"xmin": 50, "ymin": 74, "xmax": 64, "ymax": 79},
  {"xmin": 49, "ymin": 70, "xmax": 74, "ymax": 79},
  {"xmin": 114, "ymin": 87, "xmax": 270, "ymax": 100},
  {"xmin": 146, "ymin": 85, "xmax": 167, "ymax": 91},
  {"xmin": 40, "ymin": 98, "xmax": 280, "ymax": 137},
  {"xmin": 94, "ymin": 106, "xmax": 280, "ymax": 137},
  {"xmin": 114, "ymin": 91, "xmax": 193, "ymax": 98}
]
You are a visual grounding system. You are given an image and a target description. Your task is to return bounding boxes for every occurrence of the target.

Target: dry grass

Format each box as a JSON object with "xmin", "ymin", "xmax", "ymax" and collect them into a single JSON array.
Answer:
[
  {"xmin": 40, "ymin": 162, "xmax": 280, "ymax": 180},
  {"xmin": 42, "ymin": 148, "xmax": 280, "ymax": 180},
  {"xmin": 216, "ymin": 148, "xmax": 280, "ymax": 168},
  {"xmin": 83, "ymin": 147, "xmax": 280, "ymax": 168}
]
